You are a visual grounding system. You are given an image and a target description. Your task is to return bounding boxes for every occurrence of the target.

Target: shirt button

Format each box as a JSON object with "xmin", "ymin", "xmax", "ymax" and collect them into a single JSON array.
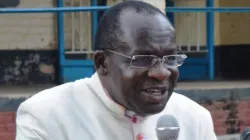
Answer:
[
  {"xmin": 136, "ymin": 133, "xmax": 147, "ymax": 140},
  {"xmin": 132, "ymin": 117, "xmax": 137, "ymax": 123}
]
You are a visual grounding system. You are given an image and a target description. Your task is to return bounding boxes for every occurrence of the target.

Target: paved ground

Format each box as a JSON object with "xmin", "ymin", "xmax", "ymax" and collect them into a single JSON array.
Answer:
[
  {"xmin": 177, "ymin": 80, "xmax": 250, "ymax": 90},
  {"xmin": 0, "ymin": 84, "xmax": 54, "ymax": 98}
]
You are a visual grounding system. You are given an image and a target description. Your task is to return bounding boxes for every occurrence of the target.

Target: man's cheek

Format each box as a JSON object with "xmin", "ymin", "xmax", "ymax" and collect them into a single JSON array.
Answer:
[
  {"xmin": 119, "ymin": 65, "xmax": 147, "ymax": 86},
  {"xmin": 168, "ymin": 68, "xmax": 179, "ymax": 88},
  {"xmin": 119, "ymin": 65, "xmax": 136, "ymax": 79},
  {"xmin": 168, "ymin": 67, "xmax": 179, "ymax": 79}
]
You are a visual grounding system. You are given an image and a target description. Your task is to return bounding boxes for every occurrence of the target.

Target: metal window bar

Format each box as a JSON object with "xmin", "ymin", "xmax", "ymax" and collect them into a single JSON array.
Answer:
[
  {"xmin": 196, "ymin": 12, "xmax": 201, "ymax": 52},
  {"xmin": 1, "ymin": 7, "xmax": 250, "ymax": 13},
  {"xmin": 79, "ymin": 0, "xmax": 84, "ymax": 52},
  {"xmin": 187, "ymin": 13, "xmax": 191, "ymax": 52},
  {"xmin": 207, "ymin": 0, "xmax": 214, "ymax": 80},
  {"xmin": 177, "ymin": 12, "xmax": 205, "ymax": 53},
  {"xmin": 71, "ymin": 0, "xmax": 75, "ymax": 52},
  {"xmin": 176, "ymin": 13, "xmax": 183, "ymax": 51},
  {"xmin": 64, "ymin": 0, "xmax": 94, "ymax": 55}
]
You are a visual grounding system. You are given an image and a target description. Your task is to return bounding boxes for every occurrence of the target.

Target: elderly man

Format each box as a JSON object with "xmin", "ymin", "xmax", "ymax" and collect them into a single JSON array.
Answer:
[{"xmin": 15, "ymin": 1, "xmax": 217, "ymax": 140}]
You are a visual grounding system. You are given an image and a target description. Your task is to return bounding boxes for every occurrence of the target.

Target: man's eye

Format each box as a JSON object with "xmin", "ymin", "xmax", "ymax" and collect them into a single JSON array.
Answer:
[
  {"xmin": 124, "ymin": 59, "xmax": 131, "ymax": 63},
  {"xmin": 131, "ymin": 56, "xmax": 155, "ymax": 67},
  {"xmin": 167, "ymin": 56, "xmax": 176, "ymax": 60}
]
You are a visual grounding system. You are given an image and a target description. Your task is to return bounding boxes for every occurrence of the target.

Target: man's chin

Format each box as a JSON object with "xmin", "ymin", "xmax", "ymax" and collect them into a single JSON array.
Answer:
[
  {"xmin": 138, "ymin": 102, "xmax": 167, "ymax": 116},
  {"xmin": 140, "ymin": 92, "xmax": 173, "ymax": 116}
]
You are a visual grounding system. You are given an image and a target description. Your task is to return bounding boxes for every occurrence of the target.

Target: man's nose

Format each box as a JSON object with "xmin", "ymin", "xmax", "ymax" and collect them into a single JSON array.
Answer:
[{"xmin": 147, "ymin": 63, "xmax": 171, "ymax": 81}]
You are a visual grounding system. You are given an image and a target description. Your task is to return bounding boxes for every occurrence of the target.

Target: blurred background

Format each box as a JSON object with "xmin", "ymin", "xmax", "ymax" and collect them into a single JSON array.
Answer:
[{"xmin": 0, "ymin": 0, "xmax": 249, "ymax": 140}]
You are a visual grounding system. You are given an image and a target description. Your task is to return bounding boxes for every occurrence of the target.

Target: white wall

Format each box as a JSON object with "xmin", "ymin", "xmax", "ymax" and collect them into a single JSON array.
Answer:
[
  {"xmin": 0, "ymin": 0, "xmax": 56, "ymax": 50},
  {"xmin": 218, "ymin": 0, "xmax": 250, "ymax": 45},
  {"xmin": 174, "ymin": 0, "xmax": 250, "ymax": 47},
  {"xmin": 107, "ymin": 0, "xmax": 166, "ymax": 14}
]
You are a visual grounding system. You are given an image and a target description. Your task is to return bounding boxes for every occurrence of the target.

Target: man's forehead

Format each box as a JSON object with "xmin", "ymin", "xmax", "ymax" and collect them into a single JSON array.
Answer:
[{"xmin": 118, "ymin": 9, "xmax": 176, "ymax": 53}]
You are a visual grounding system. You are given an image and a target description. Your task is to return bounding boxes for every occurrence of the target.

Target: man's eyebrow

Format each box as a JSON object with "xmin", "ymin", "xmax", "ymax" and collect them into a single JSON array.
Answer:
[
  {"xmin": 164, "ymin": 47, "xmax": 177, "ymax": 51},
  {"xmin": 161, "ymin": 48, "xmax": 178, "ymax": 54},
  {"xmin": 132, "ymin": 47, "xmax": 178, "ymax": 56}
]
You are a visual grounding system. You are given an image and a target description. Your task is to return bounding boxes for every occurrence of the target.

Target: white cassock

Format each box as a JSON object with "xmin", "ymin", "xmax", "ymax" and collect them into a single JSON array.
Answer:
[{"xmin": 15, "ymin": 72, "xmax": 217, "ymax": 140}]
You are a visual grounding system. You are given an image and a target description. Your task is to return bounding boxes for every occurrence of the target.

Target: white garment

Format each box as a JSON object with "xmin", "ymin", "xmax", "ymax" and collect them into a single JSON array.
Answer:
[{"xmin": 16, "ymin": 72, "xmax": 217, "ymax": 140}]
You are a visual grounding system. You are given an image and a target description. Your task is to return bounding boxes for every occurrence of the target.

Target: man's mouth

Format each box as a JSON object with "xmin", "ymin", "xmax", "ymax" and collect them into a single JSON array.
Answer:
[
  {"xmin": 140, "ymin": 87, "xmax": 169, "ymax": 104},
  {"xmin": 142, "ymin": 87, "xmax": 167, "ymax": 95}
]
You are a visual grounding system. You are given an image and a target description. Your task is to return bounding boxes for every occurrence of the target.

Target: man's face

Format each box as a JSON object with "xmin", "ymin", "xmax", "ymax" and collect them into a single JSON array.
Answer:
[{"xmin": 97, "ymin": 11, "xmax": 179, "ymax": 116}]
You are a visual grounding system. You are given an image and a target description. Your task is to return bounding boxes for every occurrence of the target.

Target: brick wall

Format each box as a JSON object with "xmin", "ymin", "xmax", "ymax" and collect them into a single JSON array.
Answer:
[
  {"xmin": 0, "ymin": 112, "xmax": 16, "ymax": 140},
  {"xmin": 174, "ymin": 87, "xmax": 250, "ymax": 137},
  {"xmin": 202, "ymin": 100, "xmax": 250, "ymax": 135}
]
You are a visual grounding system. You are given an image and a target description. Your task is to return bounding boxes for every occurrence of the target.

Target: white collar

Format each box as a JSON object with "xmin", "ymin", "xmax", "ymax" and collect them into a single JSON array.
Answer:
[{"xmin": 86, "ymin": 72, "xmax": 148, "ymax": 121}]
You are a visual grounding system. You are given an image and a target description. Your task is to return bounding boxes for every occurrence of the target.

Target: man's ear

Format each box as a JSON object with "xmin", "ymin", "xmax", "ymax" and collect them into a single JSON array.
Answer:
[{"xmin": 93, "ymin": 50, "xmax": 108, "ymax": 76}]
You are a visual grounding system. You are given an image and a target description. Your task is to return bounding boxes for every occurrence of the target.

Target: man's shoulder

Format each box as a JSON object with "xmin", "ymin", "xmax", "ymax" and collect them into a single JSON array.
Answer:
[
  {"xmin": 17, "ymin": 84, "xmax": 68, "ymax": 116},
  {"xmin": 168, "ymin": 92, "xmax": 211, "ymax": 117},
  {"xmin": 17, "ymin": 78, "xmax": 88, "ymax": 117}
]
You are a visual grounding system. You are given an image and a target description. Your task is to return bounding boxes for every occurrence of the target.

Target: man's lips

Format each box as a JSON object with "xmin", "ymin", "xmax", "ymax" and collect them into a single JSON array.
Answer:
[
  {"xmin": 140, "ymin": 87, "xmax": 169, "ymax": 103},
  {"xmin": 141, "ymin": 87, "xmax": 167, "ymax": 94}
]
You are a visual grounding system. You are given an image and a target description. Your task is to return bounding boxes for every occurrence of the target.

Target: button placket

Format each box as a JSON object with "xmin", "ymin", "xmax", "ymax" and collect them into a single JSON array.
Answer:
[{"xmin": 130, "ymin": 115, "xmax": 137, "ymax": 140}]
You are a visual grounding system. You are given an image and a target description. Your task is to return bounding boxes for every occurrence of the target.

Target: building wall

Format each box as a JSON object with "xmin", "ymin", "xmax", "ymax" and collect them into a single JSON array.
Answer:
[
  {"xmin": 218, "ymin": 0, "xmax": 250, "ymax": 45},
  {"xmin": 216, "ymin": 0, "xmax": 250, "ymax": 79},
  {"xmin": 0, "ymin": 0, "xmax": 57, "ymax": 85},
  {"xmin": 108, "ymin": 0, "xmax": 250, "ymax": 48},
  {"xmin": 173, "ymin": 0, "xmax": 250, "ymax": 79},
  {"xmin": 173, "ymin": 0, "xmax": 250, "ymax": 47},
  {"xmin": 107, "ymin": 0, "xmax": 166, "ymax": 14},
  {"xmin": 0, "ymin": 0, "xmax": 56, "ymax": 50},
  {"xmin": 0, "ymin": 0, "xmax": 167, "ymax": 85}
]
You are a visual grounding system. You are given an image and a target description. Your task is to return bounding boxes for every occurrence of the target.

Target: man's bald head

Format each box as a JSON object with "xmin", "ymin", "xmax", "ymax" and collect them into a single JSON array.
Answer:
[{"xmin": 94, "ymin": 1, "xmax": 173, "ymax": 51}]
